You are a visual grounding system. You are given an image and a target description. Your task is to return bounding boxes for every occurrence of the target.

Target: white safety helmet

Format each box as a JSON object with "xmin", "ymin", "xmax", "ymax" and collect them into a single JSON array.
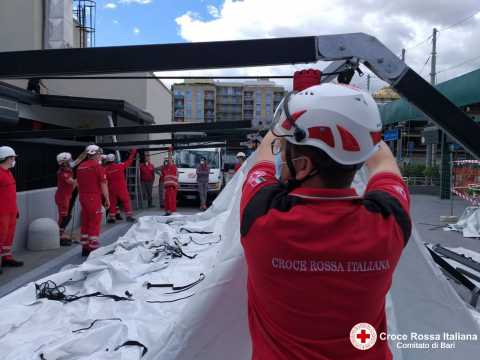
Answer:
[
  {"xmin": 85, "ymin": 144, "xmax": 102, "ymax": 155},
  {"xmin": 105, "ymin": 154, "xmax": 115, "ymax": 162},
  {"xmin": 56, "ymin": 152, "xmax": 72, "ymax": 164},
  {"xmin": 236, "ymin": 152, "xmax": 246, "ymax": 159},
  {"xmin": 272, "ymin": 83, "xmax": 382, "ymax": 165},
  {"xmin": 0, "ymin": 146, "xmax": 17, "ymax": 161}
]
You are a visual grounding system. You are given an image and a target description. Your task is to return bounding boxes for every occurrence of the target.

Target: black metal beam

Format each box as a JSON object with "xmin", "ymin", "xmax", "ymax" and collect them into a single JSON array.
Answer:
[
  {"xmin": 0, "ymin": 120, "xmax": 252, "ymax": 139},
  {"xmin": 393, "ymin": 69, "xmax": 480, "ymax": 159},
  {"xmin": 0, "ymin": 37, "xmax": 317, "ymax": 78},
  {"xmin": 97, "ymin": 134, "xmax": 247, "ymax": 148},
  {"xmin": 144, "ymin": 143, "xmax": 228, "ymax": 152},
  {"xmin": 40, "ymin": 94, "xmax": 154, "ymax": 124},
  {"xmin": 0, "ymin": 81, "xmax": 39, "ymax": 104}
]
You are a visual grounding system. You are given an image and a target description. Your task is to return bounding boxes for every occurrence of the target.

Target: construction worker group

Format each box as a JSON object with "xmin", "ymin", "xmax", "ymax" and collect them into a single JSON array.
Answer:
[{"xmin": 0, "ymin": 145, "xmax": 180, "ymax": 265}]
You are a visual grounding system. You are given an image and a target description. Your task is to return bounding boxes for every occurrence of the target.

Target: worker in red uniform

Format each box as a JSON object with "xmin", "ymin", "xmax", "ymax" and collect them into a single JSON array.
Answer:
[
  {"xmin": 234, "ymin": 152, "xmax": 246, "ymax": 172},
  {"xmin": 76, "ymin": 145, "xmax": 110, "ymax": 257},
  {"xmin": 0, "ymin": 146, "xmax": 23, "ymax": 271},
  {"xmin": 104, "ymin": 149, "xmax": 137, "ymax": 223},
  {"xmin": 140, "ymin": 153, "xmax": 155, "ymax": 208},
  {"xmin": 55, "ymin": 152, "xmax": 77, "ymax": 246},
  {"xmin": 240, "ymin": 73, "xmax": 411, "ymax": 359},
  {"xmin": 155, "ymin": 159, "xmax": 168, "ymax": 209},
  {"xmin": 163, "ymin": 148, "xmax": 178, "ymax": 216}
]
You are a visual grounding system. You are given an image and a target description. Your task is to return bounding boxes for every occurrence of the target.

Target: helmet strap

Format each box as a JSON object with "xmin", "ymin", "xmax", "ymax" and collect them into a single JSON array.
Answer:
[{"xmin": 283, "ymin": 92, "xmax": 306, "ymax": 142}]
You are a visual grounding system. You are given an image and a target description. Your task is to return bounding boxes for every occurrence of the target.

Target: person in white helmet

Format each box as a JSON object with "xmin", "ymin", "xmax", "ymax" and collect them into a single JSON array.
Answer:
[
  {"xmin": 234, "ymin": 152, "xmax": 247, "ymax": 173},
  {"xmin": 103, "ymin": 149, "xmax": 137, "ymax": 223},
  {"xmin": 55, "ymin": 151, "xmax": 86, "ymax": 246},
  {"xmin": 240, "ymin": 70, "xmax": 411, "ymax": 359},
  {"xmin": 76, "ymin": 145, "xmax": 110, "ymax": 256},
  {"xmin": 0, "ymin": 146, "xmax": 23, "ymax": 271}
]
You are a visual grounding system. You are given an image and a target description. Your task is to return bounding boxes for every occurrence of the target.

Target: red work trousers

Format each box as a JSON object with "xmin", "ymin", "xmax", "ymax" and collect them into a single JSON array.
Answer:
[
  {"xmin": 108, "ymin": 186, "xmax": 133, "ymax": 218},
  {"xmin": 0, "ymin": 213, "xmax": 17, "ymax": 257},
  {"xmin": 55, "ymin": 193, "xmax": 71, "ymax": 232},
  {"xmin": 79, "ymin": 193, "xmax": 102, "ymax": 250},
  {"xmin": 164, "ymin": 186, "xmax": 177, "ymax": 213}
]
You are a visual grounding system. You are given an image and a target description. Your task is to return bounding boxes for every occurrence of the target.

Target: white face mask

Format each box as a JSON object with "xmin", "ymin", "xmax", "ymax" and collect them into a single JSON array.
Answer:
[{"xmin": 10, "ymin": 160, "xmax": 16, "ymax": 168}]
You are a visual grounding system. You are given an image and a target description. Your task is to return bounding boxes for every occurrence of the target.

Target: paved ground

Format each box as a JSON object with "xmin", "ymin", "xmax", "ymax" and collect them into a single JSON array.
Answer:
[{"xmin": 411, "ymin": 194, "xmax": 480, "ymax": 253}]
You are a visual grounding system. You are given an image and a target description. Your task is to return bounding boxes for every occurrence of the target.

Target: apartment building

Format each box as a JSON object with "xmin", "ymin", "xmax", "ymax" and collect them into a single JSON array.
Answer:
[{"xmin": 172, "ymin": 79, "xmax": 286, "ymax": 126}]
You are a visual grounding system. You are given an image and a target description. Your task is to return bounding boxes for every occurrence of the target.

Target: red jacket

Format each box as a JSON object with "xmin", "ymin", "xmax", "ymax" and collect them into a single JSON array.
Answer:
[
  {"xmin": 77, "ymin": 159, "xmax": 107, "ymax": 195},
  {"xmin": 163, "ymin": 163, "xmax": 178, "ymax": 189},
  {"xmin": 240, "ymin": 162, "xmax": 411, "ymax": 360},
  {"xmin": 140, "ymin": 162, "xmax": 155, "ymax": 182},
  {"xmin": 234, "ymin": 163, "xmax": 242, "ymax": 172},
  {"xmin": 56, "ymin": 167, "xmax": 74, "ymax": 200},
  {"xmin": 0, "ymin": 167, "xmax": 16, "ymax": 214},
  {"xmin": 104, "ymin": 150, "xmax": 137, "ymax": 190}
]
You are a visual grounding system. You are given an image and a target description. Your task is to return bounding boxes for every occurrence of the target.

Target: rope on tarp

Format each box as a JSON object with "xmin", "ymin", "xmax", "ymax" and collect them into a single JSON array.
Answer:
[
  {"xmin": 35, "ymin": 280, "xmax": 133, "ymax": 303},
  {"xmin": 72, "ymin": 318, "xmax": 122, "ymax": 333}
]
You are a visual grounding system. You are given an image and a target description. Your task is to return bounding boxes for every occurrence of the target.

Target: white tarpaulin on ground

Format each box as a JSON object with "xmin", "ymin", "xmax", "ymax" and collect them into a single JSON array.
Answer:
[{"xmin": 445, "ymin": 206, "xmax": 480, "ymax": 238}]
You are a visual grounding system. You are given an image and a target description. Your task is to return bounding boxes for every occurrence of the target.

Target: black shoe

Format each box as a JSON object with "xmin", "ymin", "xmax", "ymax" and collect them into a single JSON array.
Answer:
[
  {"xmin": 164, "ymin": 212, "xmax": 171, "ymax": 216},
  {"xmin": 60, "ymin": 238, "xmax": 72, "ymax": 246},
  {"xmin": 81, "ymin": 247, "xmax": 91, "ymax": 257},
  {"xmin": 107, "ymin": 218, "xmax": 116, "ymax": 224},
  {"xmin": 126, "ymin": 216, "xmax": 136, "ymax": 222},
  {"xmin": 2, "ymin": 258, "xmax": 24, "ymax": 267},
  {"xmin": 115, "ymin": 214, "xmax": 123, "ymax": 221}
]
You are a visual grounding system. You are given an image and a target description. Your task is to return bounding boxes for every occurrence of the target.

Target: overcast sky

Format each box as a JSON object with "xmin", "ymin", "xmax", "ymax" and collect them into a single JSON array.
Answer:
[{"xmin": 98, "ymin": 0, "xmax": 480, "ymax": 91}]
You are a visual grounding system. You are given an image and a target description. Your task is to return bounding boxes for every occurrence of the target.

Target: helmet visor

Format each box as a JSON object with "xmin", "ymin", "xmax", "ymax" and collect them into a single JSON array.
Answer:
[{"xmin": 271, "ymin": 96, "xmax": 286, "ymax": 130}]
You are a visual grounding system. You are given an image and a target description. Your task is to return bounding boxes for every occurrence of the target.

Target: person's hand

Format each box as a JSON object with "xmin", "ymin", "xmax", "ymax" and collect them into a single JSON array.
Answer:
[{"xmin": 104, "ymin": 199, "xmax": 110, "ymax": 209}]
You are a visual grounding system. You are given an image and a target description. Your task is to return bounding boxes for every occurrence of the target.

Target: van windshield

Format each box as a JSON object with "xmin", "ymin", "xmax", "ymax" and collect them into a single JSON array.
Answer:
[{"xmin": 174, "ymin": 150, "xmax": 220, "ymax": 168}]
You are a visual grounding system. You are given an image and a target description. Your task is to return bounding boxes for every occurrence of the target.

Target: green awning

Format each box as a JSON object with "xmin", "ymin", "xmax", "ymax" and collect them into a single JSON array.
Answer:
[{"xmin": 380, "ymin": 68, "xmax": 480, "ymax": 126}]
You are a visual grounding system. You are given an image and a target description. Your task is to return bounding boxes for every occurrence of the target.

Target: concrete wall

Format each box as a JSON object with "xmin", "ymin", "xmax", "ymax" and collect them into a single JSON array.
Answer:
[
  {"xmin": 146, "ymin": 77, "xmax": 172, "ymax": 167},
  {"xmin": 46, "ymin": 73, "xmax": 148, "ymax": 109},
  {"xmin": 13, "ymin": 188, "xmax": 81, "ymax": 252},
  {"xmin": 0, "ymin": 0, "xmax": 43, "ymax": 52}
]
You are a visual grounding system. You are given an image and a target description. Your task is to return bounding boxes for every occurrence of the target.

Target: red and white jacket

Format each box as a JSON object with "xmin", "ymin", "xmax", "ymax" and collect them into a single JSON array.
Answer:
[{"xmin": 163, "ymin": 163, "xmax": 178, "ymax": 189}]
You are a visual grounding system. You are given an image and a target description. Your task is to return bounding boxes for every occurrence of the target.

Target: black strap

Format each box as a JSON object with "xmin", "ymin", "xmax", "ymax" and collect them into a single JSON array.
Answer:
[
  {"xmin": 147, "ymin": 293, "xmax": 195, "ymax": 303},
  {"xmin": 72, "ymin": 318, "xmax": 122, "ymax": 333},
  {"xmin": 145, "ymin": 273, "xmax": 205, "ymax": 293},
  {"xmin": 362, "ymin": 190, "xmax": 411, "ymax": 247},
  {"xmin": 35, "ymin": 280, "xmax": 133, "ymax": 303},
  {"xmin": 241, "ymin": 183, "xmax": 302, "ymax": 237},
  {"xmin": 114, "ymin": 340, "xmax": 148, "ymax": 358},
  {"xmin": 179, "ymin": 227, "xmax": 213, "ymax": 234}
]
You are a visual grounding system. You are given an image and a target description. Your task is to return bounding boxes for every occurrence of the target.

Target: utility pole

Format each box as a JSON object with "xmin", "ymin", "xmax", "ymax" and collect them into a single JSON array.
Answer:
[
  {"xmin": 430, "ymin": 28, "xmax": 438, "ymax": 85},
  {"xmin": 367, "ymin": 74, "xmax": 371, "ymax": 91},
  {"xmin": 401, "ymin": 48, "xmax": 406, "ymax": 62}
]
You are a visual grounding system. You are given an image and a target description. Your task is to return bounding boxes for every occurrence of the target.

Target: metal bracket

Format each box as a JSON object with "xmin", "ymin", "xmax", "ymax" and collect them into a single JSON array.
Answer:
[{"xmin": 315, "ymin": 33, "xmax": 408, "ymax": 84}]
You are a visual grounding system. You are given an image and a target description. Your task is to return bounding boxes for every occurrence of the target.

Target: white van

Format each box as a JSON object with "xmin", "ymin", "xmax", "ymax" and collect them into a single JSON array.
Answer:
[{"xmin": 174, "ymin": 147, "xmax": 224, "ymax": 198}]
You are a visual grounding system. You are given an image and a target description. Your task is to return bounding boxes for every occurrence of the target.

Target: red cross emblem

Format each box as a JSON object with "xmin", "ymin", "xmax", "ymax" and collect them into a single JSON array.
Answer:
[{"xmin": 350, "ymin": 323, "xmax": 377, "ymax": 350}]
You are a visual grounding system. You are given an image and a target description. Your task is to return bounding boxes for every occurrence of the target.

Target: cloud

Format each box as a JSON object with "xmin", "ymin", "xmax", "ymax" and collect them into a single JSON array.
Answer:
[
  {"xmin": 167, "ymin": 0, "xmax": 480, "ymax": 91},
  {"xmin": 207, "ymin": 5, "xmax": 220, "ymax": 18},
  {"xmin": 119, "ymin": 0, "xmax": 153, "ymax": 4},
  {"xmin": 133, "ymin": 27, "xmax": 141, "ymax": 35},
  {"xmin": 113, "ymin": 20, "xmax": 120, "ymax": 24},
  {"xmin": 104, "ymin": 3, "xmax": 117, "ymax": 9}
]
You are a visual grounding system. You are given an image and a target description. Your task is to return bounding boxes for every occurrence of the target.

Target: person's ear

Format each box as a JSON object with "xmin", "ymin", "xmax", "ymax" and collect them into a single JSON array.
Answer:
[{"xmin": 295, "ymin": 156, "xmax": 313, "ymax": 181}]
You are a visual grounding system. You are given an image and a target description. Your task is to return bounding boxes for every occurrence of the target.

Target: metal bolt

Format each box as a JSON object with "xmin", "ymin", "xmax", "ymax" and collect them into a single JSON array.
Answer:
[{"xmin": 377, "ymin": 58, "xmax": 384, "ymax": 64}]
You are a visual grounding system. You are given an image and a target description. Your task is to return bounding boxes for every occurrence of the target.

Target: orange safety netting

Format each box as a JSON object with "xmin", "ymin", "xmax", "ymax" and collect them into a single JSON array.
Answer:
[{"xmin": 452, "ymin": 160, "xmax": 480, "ymax": 205}]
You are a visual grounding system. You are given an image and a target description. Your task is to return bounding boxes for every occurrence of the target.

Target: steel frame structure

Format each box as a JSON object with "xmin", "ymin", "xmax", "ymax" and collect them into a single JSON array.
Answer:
[{"xmin": 0, "ymin": 33, "xmax": 478, "ymax": 157}]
